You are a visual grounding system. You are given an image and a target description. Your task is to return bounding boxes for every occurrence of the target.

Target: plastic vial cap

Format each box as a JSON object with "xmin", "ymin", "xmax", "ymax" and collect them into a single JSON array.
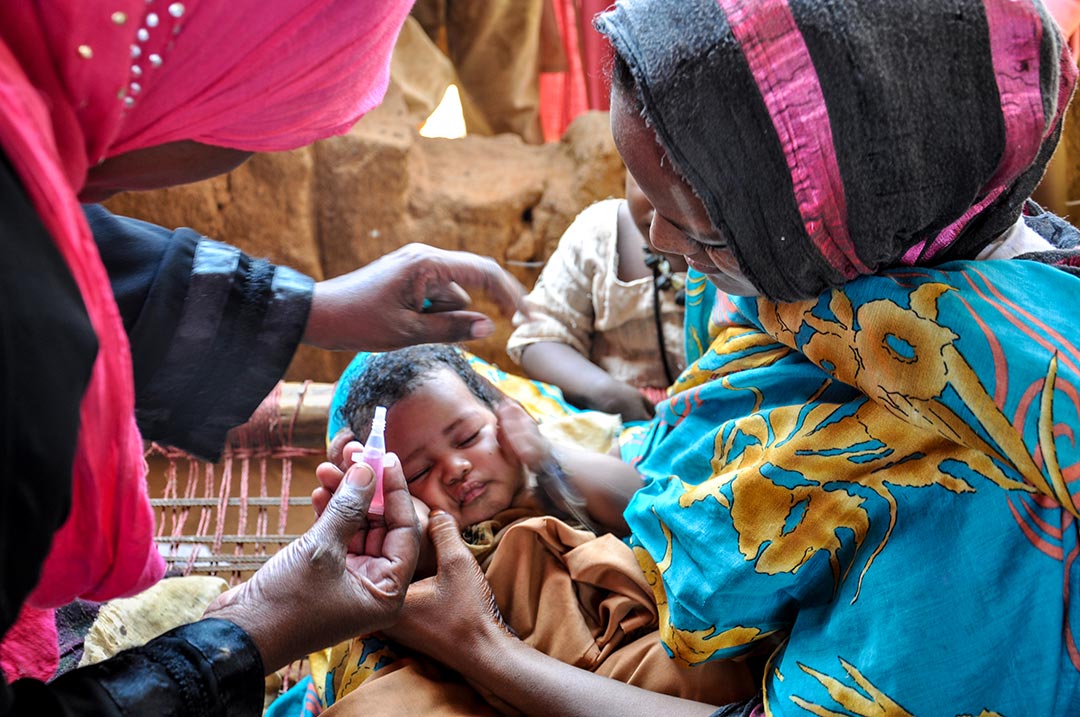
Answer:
[{"xmin": 371, "ymin": 406, "xmax": 387, "ymax": 436}]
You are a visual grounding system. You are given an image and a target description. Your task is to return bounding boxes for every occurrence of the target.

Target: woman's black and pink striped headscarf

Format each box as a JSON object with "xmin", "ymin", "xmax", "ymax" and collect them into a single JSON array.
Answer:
[{"xmin": 597, "ymin": 0, "xmax": 1077, "ymax": 301}]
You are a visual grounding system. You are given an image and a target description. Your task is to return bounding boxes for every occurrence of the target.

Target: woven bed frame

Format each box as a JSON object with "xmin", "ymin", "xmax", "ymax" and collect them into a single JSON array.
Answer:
[{"xmin": 147, "ymin": 381, "xmax": 336, "ymax": 584}]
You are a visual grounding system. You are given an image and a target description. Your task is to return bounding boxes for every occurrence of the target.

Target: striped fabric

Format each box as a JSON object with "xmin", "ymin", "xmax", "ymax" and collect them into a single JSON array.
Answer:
[{"xmin": 597, "ymin": 0, "xmax": 1076, "ymax": 301}]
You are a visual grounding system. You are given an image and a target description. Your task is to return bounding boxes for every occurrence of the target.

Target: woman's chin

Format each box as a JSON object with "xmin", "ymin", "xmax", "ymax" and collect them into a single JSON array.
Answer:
[{"xmin": 705, "ymin": 272, "xmax": 760, "ymax": 297}]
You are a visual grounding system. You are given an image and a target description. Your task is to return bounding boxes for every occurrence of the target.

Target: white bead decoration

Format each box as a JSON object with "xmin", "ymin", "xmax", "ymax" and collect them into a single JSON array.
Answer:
[
  {"xmin": 131, "ymin": 64, "xmax": 142, "ymax": 77},
  {"xmin": 149, "ymin": 53, "xmax": 162, "ymax": 68},
  {"xmin": 131, "ymin": 44, "xmax": 141, "ymax": 58},
  {"xmin": 146, "ymin": 12, "xmax": 159, "ymax": 27},
  {"xmin": 168, "ymin": 3, "xmax": 184, "ymax": 18},
  {"xmin": 137, "ymin": 27, "xmax": 149, "ymax": 42}
]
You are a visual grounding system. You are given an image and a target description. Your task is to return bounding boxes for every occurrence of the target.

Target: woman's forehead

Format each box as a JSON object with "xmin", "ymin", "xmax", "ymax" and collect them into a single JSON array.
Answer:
[{"xmin": 611, "ymin": 87, "xmax": 715, "ymax": 236}]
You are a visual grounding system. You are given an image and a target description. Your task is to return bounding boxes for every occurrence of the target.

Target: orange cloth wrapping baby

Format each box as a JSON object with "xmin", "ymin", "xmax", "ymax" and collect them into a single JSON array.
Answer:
[{"xmin": 318, "ymin": 514, "xmax": 756, "ymax": 716}]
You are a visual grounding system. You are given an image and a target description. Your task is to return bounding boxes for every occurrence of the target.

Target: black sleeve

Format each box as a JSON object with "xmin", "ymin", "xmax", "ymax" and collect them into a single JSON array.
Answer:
[
  {"xmin": 7, "ymin": 619, "xmax": 264, "ymax": 717},
  {"xmin": 85, "ymin": 204, "xmax": 316, "ymax": 460},
  {"xmin": 0, "ymin": 160, "xmax": 266, "ymax": 715}
]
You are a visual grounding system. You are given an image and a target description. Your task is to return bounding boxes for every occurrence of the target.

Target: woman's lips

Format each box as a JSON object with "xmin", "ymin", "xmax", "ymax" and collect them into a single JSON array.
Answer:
[
  {"xmin": 456, "ymin": 481, "xmax": 487, "ymax": 506},
  {"xmin": 685, "ymin": 254, "xmax": 720, "ymax": 274}
]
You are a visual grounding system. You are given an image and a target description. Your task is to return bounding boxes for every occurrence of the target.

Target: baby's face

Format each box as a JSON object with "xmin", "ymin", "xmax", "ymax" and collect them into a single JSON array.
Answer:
[{"xmin": 384, "ymin": 369, "xmax": 527, "ymax": 527}]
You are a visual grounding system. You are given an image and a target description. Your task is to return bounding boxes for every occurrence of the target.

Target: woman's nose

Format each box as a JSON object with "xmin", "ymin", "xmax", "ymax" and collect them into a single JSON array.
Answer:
[{"xmin": 650, "ymin": 215, "xmax": 695, "ymax": 256}]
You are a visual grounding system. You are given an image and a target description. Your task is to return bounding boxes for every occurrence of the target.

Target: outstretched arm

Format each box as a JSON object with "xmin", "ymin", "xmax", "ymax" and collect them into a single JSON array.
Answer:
[{"xmin": 304, "ymin": 243, "xmax": 526, "ymax": 352}]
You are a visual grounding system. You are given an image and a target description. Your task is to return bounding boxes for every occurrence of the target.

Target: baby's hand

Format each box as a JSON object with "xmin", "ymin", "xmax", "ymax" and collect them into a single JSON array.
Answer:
[{"xmin": 493, "ymin": 399, "xmax": 551, "ymax": 473}]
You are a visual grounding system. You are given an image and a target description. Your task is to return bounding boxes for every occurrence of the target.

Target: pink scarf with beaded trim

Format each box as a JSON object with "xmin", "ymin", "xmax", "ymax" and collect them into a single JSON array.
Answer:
[{"xmin": 0, "ymin": 0, "xmax": 413, "ymax": 681}]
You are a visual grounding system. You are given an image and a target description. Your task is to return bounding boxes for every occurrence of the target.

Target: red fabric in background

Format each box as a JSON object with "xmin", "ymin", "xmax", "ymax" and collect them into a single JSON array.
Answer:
[
  {"xmin": 579, "ymin": 0, "xmax": 614, "ymax": 111},
  {"xmin": 540, "ymin": 0, "xmax": 613, "ymax": 142}
]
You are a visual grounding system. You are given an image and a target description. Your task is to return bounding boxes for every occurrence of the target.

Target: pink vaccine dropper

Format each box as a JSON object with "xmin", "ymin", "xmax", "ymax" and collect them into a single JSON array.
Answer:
[{"xmin": 354, "ymin": 406, "xmax": 387, "ymax": 516}]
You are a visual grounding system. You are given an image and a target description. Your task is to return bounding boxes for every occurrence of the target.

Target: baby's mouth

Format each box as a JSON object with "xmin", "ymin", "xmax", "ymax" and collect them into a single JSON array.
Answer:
[{"xmin": 455, "ymin": 481, "xmax": 487, "ymax": 506}]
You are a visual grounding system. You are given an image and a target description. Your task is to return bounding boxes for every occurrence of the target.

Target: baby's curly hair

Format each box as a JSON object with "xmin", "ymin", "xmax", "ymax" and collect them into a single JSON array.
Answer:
[{"xmin": 339, "ymin": 344, "xmax": 501, "ymax": 442}]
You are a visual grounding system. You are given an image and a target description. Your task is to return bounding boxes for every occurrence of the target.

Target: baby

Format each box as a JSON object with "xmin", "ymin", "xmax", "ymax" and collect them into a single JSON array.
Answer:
[{"xmin": 338, "ymin": 343, "xmax": 642, "ymax": 541}]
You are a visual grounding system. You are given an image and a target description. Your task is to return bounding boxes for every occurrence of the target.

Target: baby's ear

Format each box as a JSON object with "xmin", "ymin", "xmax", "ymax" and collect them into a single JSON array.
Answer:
[{"xmin": 327, "ymin": 427, "xmax": 356, "ymax": 468}]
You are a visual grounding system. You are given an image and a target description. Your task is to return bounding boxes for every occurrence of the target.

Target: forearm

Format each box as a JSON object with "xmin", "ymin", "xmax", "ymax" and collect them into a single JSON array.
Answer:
[
  {"xmin": 462, "ymin": 627, "xmax": 718, "ymax": 717},
  {"xmin": 520, "ymin": 342, "xmax": 623, "ymax": 411},
  {"xmin": 554, "ymin": 444, "xmax": 641, "ymax": 536},
  {"xmin": 87, "ymin": 204, "xmax": 312, "ymax": 459}
]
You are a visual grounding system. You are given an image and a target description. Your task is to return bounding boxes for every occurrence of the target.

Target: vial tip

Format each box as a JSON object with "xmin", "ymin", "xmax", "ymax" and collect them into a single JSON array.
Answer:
[{"xmin": 371, "ymin": 405, "xmax": 387, "ymax": 434}]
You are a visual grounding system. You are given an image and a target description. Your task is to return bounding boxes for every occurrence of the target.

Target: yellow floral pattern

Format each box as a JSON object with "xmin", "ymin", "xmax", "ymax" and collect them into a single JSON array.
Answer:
[{"xmin": 626, "ymin": 264, "xmax": 1080, "ymax": 716}]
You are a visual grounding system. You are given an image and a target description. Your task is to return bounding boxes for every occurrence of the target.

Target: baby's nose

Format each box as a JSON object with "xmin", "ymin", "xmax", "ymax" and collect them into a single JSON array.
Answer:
[{"xmin": 441, "ymin": 455, "xmax": 471, "ymax": 485}]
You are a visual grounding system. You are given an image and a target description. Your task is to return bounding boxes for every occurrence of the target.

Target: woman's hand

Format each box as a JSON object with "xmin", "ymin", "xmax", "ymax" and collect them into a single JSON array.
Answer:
[
  {"xmin": 493, "ymin": 399, "xmax": 551, "ymax": 473},
  {"xmin": 384, "ymin": 512, "xmax": 720, "ymax": 717},
  {"xmin": 204, "ymin": 455, "xmax": 420, "ymax": 674},
  {"xmin": 314, "ymin": 444, "xmax": 437, "ymax": 578},
  {"xmin": 383, "ymin": 512, "xmax": 512, "ymax": 662},
  {"xmin": 303, "ymin": 243, "xmax": 527, "ymax": 352}
]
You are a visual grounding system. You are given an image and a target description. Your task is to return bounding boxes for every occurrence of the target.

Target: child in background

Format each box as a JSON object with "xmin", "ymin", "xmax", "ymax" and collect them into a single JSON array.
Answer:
[
  {"xmin": 302, "ymin": 344, "xmax": 755, "ymax": 716},
  {"xmin": 506, "ymin": 173, "xmax": 688, "ymax": 422}
]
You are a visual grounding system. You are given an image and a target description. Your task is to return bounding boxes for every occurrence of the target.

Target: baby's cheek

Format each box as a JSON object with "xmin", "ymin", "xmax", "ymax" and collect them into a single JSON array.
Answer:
[{"xmin": 410, "ymin": 484, "xmax": 443, "ymax": 513}]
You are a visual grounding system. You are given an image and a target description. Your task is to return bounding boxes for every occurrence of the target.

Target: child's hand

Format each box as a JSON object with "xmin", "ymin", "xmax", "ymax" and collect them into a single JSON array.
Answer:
[
  {"xmin": 493, "ymin": 399, "xmax": 551, "ymax": 473},
  {"xmin": 591, "ymin": 378, "xmax": 655, "ymax": 422}
]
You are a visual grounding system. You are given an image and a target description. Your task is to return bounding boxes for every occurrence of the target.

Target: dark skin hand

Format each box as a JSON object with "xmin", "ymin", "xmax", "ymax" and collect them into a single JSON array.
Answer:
[
  {"xmin": 84, "ymin": 142, "xmax": 530, "ymax": 351},
  {"xmin": 492, "ymin": 399, "xmax": 639, "ymax": 536},
  {"xmin": 205, "ymin": 455, "xmax": 421, "ymax": 674},
  {"xmin": 304, "ymin": 243, "xmax": 528, "ymax": 352},
  {"xmin": 316, "ymin": 438, "xmax": 439, "ymax": 578}
]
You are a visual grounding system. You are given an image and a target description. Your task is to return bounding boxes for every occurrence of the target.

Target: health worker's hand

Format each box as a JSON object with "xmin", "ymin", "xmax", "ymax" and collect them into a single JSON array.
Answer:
[
  {"xmin": 383, "ymin": 512, "xmax": 513, "ymax": 662},
  {"xmin": 303, "ymin": 243, "xmax": 527, "ymax": 351},
  {"xmin": 204, "ymin": 454, "xmax": 420, "ymax": 673}
]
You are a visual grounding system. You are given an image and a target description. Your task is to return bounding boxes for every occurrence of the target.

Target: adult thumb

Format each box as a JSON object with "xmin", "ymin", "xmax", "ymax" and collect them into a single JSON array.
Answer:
[
  {"xmin": 427, "ymin": 511, "xmax": 469, "ymax": 565},
  {"xmin": 317, "ymin": 463, "xmax": 376, "ymax": 543}
]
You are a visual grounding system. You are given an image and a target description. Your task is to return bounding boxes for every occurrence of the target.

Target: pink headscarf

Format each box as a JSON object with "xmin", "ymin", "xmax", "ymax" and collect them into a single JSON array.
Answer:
[{"xmin": 0, "ymin": 0, "xmax": 412, "ymax": 680}]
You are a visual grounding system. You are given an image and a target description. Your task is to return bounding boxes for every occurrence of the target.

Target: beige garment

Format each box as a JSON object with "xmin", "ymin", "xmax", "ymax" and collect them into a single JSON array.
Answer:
[
  {"xmin": 407, "ymin": 0, "xmax": 564, "ymax": 144},
  {"xmin": 80, "ymin": 575, "xmax": 228, "ymax": 666},
  {"xmin": 507, "ymin": 199, "xmax": 687, "ymax": 389},
  {"xmin": 319, "ymin": 514, "xmax": 756, "ymax": 716}
]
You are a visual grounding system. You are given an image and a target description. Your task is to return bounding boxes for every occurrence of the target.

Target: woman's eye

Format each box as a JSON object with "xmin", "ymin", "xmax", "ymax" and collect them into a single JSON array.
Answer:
[{"xmin": 689, "ymin": 235, "xmax": 728, "ymax": 252}]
